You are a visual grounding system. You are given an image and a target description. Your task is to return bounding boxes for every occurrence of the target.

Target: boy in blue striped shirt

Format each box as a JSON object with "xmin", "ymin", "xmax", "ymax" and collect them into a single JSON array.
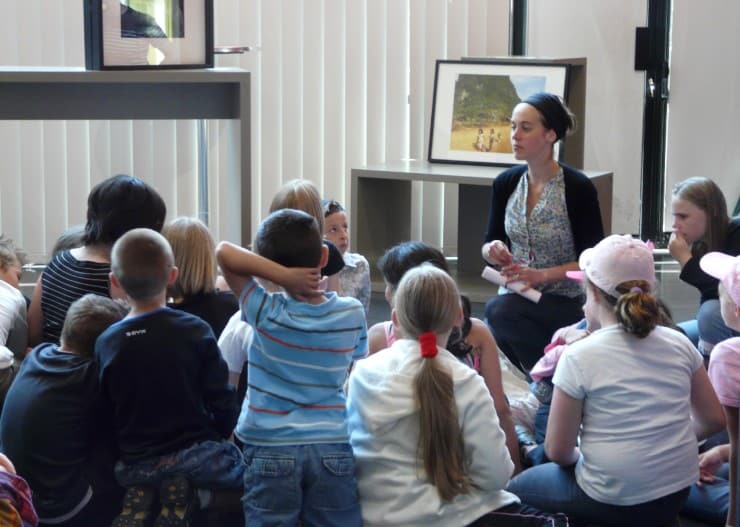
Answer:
[{"xmin": 217, "ymin": 208, "xmax": 367, "ymax": 527}]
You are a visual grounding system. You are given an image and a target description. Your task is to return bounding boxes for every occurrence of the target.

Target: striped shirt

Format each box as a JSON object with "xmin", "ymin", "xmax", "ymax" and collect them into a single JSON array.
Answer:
[
  {"xmin": 41, "ymin": 251, "xmax": 111, "ymax": 344},
  {"xmin": 235, "ymin": 278, "xmax": 367, "ymax": 446}
]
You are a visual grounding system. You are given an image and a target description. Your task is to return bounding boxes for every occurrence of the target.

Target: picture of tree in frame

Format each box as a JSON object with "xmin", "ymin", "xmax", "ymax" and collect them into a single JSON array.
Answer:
[{"xmin": 429, "ymin": 60, "xmax": 570, "ymax": 167}]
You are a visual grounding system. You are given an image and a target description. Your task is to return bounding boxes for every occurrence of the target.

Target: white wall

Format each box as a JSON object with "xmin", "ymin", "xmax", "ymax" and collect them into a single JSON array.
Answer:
[
  {"xmin": 664, "ymin": 0, "xmax": 740, "ymax": 225},
  {"xmin": 526, "ymin": 0, "xmax": 648, "ymax": 235}
]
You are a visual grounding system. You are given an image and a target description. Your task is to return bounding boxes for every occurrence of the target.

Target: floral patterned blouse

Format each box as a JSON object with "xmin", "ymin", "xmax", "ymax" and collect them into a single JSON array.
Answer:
[
  {"xmin": 338, "ymin": 252, "xmax": 371, "ymax": 314},
  {"xmin": 503, "ymin": 170, "xmax": 582, "ymax": 299}
]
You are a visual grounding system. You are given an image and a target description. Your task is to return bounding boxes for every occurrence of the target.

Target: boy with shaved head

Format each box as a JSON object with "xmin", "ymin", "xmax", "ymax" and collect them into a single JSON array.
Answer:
[{"xmin": 97, "ymin": 228, "xmax": 243, "ymax": 527}]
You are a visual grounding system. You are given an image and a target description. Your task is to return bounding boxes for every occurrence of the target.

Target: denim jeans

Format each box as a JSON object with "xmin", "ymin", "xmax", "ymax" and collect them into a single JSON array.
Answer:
[
  {"xmin": 681, "ymin": 462, "xmax": 729, "ymax": 525},
  {"xmin": 679, "ymin": 300, "xmax": 740, "ymax": 356},
  {"xmin": 242, "ymin": 442, "xmax": 361, "ymax": 527},
  {"xmin": 506, "ymin": 462, "xmax": 689, "ymax": 527},
  {"xmin": 114, "ymin": 440, "xmax": 245, "ymax": 491}
]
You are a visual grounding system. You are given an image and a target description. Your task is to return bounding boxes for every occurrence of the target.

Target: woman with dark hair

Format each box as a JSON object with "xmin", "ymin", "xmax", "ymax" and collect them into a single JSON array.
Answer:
[
  {"xmin": 481, "ymin": 92, "xmax": 604, "ymax": 373},
  {"xmin": 670, "ymin": 177, "xmax": 740, "ymax": 358},
  {"xmin": 28, "ymin": 174, "xmax": 167, "ymax": 345}
]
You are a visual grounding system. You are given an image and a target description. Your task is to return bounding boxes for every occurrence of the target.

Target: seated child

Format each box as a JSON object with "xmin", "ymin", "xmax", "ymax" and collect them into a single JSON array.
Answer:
[
  {"xmin": 269, "ymin": 179, "xmax": 345, "ymax": 290},
  {"xmin": 0, "ymin": 453, "xmax": 38, "ymax": 527},
  {"xmin": 367, "ymin": 241, "xmax": 521, "ymax": 474},
  {"xmin": 346, "ymin": 265, "xmax": 565, "ymax": 526},
  {"xmin": 217, "ymin": 208, "xmax": 368, "ymax": 527},
  {"xmin": 96, "ymin": 228, "xmax": 242, "ymax": 527},
  {"xmin": 702, "ymin": 252, "xmax": 740, "ymax": 526},
  {"xmin": 0, "ymin": 294, "xmax": 127, "ymax": 527},
  {"xmin": 0, "ymin": 236, "xmax": 28, "ymax": 410},
  {"xmin": 322, "ymin": 199, "xmax": 371, "ymax": 313}
]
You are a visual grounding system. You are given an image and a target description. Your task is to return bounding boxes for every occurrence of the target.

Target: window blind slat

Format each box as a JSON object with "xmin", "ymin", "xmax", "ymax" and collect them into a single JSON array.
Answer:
[{"xmin": 323, "ymin": 0, "xmax": 346, "ymax": 201}]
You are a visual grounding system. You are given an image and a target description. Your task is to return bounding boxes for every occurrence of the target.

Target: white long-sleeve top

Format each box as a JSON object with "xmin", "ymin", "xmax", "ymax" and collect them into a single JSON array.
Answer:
[{"xmin": 347, "ymin": 338, "xmax": 518, "ymax": 527}]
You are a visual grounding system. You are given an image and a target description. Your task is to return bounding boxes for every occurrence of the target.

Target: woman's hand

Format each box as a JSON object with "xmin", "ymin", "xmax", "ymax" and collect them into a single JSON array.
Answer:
[
  {"xmin": 501, "ymin": 263, "xmax": 547, "ymax": 291},
  {"xmin": 482, "ymin": 240, "xmax": 513, "ymax": 266},
  {"xmin": 668, "ymin": 231, "xmax": 692, "ymax": 267}
]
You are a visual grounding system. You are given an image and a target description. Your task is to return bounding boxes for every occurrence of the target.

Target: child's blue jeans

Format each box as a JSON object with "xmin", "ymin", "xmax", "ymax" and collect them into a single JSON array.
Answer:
[
  {"xmin": 114, "ymin": 440, "xmax": 244, "ymax": 491},
  {"xmin": 242, "ymin": 442, "xmax": 361, "ymax": 527}
]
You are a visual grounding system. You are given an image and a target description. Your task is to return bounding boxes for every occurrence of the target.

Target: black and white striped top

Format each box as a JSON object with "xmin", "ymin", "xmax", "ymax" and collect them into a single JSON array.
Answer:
[{"xmin": 41, "ymin": 250, "xmax": 111, "ymax": 344}]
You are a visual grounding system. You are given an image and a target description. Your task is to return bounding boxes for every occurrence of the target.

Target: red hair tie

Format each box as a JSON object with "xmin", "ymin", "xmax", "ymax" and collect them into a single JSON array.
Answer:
[{"xmin": 419, "ymin": 332, "xmax": 438, "ymax": 358}]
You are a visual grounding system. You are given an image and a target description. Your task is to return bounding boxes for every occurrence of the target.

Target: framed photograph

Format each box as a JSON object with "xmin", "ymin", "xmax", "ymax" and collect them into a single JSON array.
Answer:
[
  {"xmin": 84, "ymin": 0, "xmax": 214, "ymax": 70},
  {"xmin": 428, "ymin": 60, "xmax": 570, "ymax": 166}
]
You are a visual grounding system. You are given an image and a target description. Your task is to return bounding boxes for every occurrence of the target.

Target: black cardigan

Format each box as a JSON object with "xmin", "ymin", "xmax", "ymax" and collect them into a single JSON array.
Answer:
[
  {"xmin": 484, "ymin": 163, "xmax": 605, "ymax": 259},
  {"xmin": 680, "ymin": 216, "xmax": 740, "ymax": 304}
]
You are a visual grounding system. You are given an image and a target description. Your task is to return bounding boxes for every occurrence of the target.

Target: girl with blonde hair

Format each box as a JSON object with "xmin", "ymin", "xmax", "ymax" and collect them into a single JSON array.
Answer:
[
  {"xmin": 347, "ymin": 265, "xmax": 565, "ymax": 527},
  {"xmin": 164, "ymin": 217, "xmax": 237, "ymax": 338}
]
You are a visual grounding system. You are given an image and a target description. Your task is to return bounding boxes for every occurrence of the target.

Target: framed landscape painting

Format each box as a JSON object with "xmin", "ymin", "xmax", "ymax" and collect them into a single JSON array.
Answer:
[{"xmin": 428, "ymin": 60, "xmax": 570, "ymax": 166}]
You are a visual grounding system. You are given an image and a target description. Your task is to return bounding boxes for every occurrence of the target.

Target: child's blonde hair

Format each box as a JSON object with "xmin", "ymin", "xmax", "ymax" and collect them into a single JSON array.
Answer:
[
  {"xmin": 163, "ymin": 217, "xmax": 217, "ymax": 299},
  {"xmin": 269, "ymin": 179, "xmax": 324, "ymax": 232},
  {"xmin": 0, "ymin": 235, "xmax": 25, "ymax": 271},
  {"xmin": 394, "ymin": 265, "xmax": 471, "ymax": 502}
]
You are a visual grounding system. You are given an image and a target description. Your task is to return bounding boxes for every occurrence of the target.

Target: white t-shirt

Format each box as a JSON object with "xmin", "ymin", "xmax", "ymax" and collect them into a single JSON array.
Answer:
[
  {"xmin": 217, "ymin": 311, "xmax": 253, "ymax": 375},
  {"xmin": 0, "ymin": 280, "xmax": 27, "ymax": 367},
  {"xmin": 553, "ymin": 324, "xmax": 703, "ymax": 506}
]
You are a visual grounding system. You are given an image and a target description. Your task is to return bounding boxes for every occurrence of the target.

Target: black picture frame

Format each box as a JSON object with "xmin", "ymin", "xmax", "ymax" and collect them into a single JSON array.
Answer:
[
  {"xmin": 84, "ymin": 0, "xmax": 214, "ymax": 70},
  {"xmin": 428, "ymin": 59, "xmax": 570, "ymax": 167}
]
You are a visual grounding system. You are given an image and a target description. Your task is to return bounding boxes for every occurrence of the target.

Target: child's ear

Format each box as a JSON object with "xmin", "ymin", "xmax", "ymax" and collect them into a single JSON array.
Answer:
[
  {"xmin": 390, "ymin": 308, "xmax": 399, "ymax": 329},
  {"xmin": 319, "ymin": 243, "xmax": 329, "ymax": 268},
  {"xmin": 109, "ymin": 271, "xmax": 120, "ymax": 290},
  {"xmin": 167, "ymin": 266, "xmax": 179, "ymax": 286}
]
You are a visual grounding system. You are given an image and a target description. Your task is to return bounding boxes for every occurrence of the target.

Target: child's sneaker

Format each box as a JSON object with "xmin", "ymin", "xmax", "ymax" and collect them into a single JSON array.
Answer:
[
  {"xmin": 112, "ymin": 485, "xmax": 157, "ymax": 527},
  {"xmin": 153, "ymin": 476, "xmax": 196, "ymax": 527}
]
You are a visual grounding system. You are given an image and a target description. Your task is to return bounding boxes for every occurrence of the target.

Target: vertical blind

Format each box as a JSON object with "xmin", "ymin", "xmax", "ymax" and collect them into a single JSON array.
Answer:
[{"xmin": 0, "ymin": 0, "xmax": 510, "ymax": 263}]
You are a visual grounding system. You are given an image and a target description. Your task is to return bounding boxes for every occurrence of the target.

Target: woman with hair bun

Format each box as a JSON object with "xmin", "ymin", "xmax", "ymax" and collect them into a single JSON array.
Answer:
[
  {"xmin": 481, "ymin": 92, "xmax": 604, "ymax": 373},
  {"xmin": 507, "ymin": 234, "xmax": 725, "ymax": 526}
]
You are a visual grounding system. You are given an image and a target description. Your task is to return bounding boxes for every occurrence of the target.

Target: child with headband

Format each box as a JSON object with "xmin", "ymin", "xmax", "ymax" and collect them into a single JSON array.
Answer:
[{"xmin": 347, "ymin": 264, "xmax": 565, "ymax": 527}]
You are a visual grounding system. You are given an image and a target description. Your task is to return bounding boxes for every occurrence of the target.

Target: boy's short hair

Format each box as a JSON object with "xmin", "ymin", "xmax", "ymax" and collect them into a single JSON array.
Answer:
[
  {"xmin": 255, "ymin": 209, "xmax": 322, "ymax": 268},
  {"xmin": 111, "ymin": 228, "xmax": 174, "ymax": 301},
  {"xmin": 0, "ymin": 235, "xmax": 26, "ymax": 270},
  {"xmin": 61, "ymin": 294, "xmax": 129, "ymax": 357}
]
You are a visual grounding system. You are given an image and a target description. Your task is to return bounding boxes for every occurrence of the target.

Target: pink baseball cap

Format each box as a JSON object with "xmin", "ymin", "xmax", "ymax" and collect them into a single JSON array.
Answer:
[
  {"xmin": 700, "ymin": 252, "xmax": 740, "ymax": 306},
  {"xmin": 566, "ymin": 234, "xmax": 656, "ymax": 297}
]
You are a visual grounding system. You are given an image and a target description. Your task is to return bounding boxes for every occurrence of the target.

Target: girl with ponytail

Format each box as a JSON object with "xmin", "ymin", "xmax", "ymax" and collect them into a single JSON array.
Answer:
[
  {"xmin": 507, "ymin": 235, "xmax": 726, "ymax": 526},
  {"xmin": 347, "ymin": 265, "xmax": 566, "ymax": 527}
]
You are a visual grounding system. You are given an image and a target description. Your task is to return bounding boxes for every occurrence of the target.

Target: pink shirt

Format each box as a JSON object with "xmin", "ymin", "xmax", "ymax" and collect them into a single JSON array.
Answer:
[{"xmin": 708, "ymin": 337, "xmax": 740, "ymax": 407}]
